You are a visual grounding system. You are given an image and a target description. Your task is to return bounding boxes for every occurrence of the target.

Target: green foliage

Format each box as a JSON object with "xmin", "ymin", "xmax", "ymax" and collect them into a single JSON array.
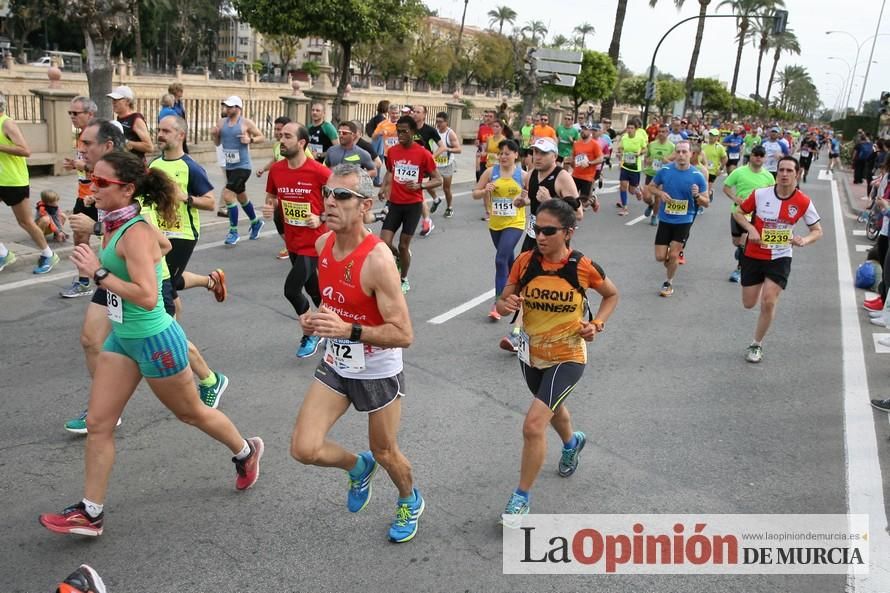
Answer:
[
  {"xmin": 410, "ymin": 22, "xmax": 456, "ymax": 86},
  {"xmin": 618, "ymin": 76, "xmax": 647, "ymax": 111},
  {"xmin": 465, "ymin": 31, "xmax": 515, "ymax": 90},
  {"xmin": 691, "ymin": 77, "xmax": 733, "ymax": 116},
  {"xmin": 734, "ymin": 97, "xmax": 761, "ymax": 117},
  {"xmin": 861, "ymin": 99, "xmax": 882, "ymax": 118},
  {"xmin": 655, "ymin": 79, "xmax": 685, "ymax": 115},
  {"xmin": 487, "ymin": 5, "xmax": 518, "ymax": 35}
]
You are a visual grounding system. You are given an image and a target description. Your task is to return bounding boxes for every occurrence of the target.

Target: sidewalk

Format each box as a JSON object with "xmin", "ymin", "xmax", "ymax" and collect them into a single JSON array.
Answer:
[{"xmin": 0, "ymin": 147, "xmax": 479, "ymax": 273}]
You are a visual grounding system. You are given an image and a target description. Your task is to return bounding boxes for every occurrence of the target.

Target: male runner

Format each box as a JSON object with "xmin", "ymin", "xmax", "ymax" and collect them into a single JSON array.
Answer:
[
  {"xmin": 797, "ymin": 132, "xmax": 818, "ymax": 184},
  {"xmin": 643, "ymin": 124, "xmax": 676, "ymax": 225},
  {"xmin": 566, "ymin": 123, "xmax": 603, "ymax": 212},
  {"xmin": 702, "ymin": 129, "xmax": 728, "ymax": 198},
  {"xmin": 409, "ymin": 105, "xmax": 446, "ymax": 237},
  {"xmin": 732, "ymin": 156, "xmax": 822, "ymax": 362},
  {"xmin": 743, "ymin": 127, "xmax": 762, "ymax": 164},
  {"xmin": 290, "ymin": 163, "xmax": 423, "ymax": 543},
  {"xmin": 723, "ymin": 125, "xmax": 745, "ymax": 173},
  {"xmin": 614, "ymin": 118, "xmax": 647, "ymax": 216},
  {"xmin": 307, "ymin": 102, "xmax": 339, "ymax": 164},
  {"xmin": 722, "ymin": 145, "xmax": 774, "ymax": 283},
  {"xmin": 762, "ymin": 126, "xmax": 790, "ymax": 178},
  {"xmin": 433, "ymin": 111, "xmax": 461, "ymax": 218},
  {"xmin": 650, "ymin": 142, "xmax": 708, "ymax": 297},
  {"xmin": 556, "ymin": 113, "xmax": 580, "ymax": 165}
]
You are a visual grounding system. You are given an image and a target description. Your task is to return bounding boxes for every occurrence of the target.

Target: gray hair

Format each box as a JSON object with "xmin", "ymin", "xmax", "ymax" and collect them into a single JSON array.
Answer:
[
  {"xmin": 72, "ymin": 96, "xmax": 98, "ymax": 114},
  {"xmin": 161, "ymin": 93, "xmax": 175, "ymax": 107},
  {"xmin": 87, "ymin": 117, "xmax": 126, "ymax": 151},
  {"xmin": 331, "ymin": 163, "xmax": 374, "ymax": 198},
  {"xmin": 160, "ymin": 114, "xmax": 188, "ymax": 136}
]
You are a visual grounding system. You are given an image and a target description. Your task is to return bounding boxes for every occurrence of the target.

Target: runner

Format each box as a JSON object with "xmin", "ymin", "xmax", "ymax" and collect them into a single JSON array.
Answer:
[
  {"xmin": 257, "ymin": 116, "xmax": 291, "ymax": 260},
  {"xmin": 408, "ymin": 105, "xmax": 446, "ymax": 236},
  {"xmin": 723, "ymin": 125, "xmax": 745, "ymax": 173},
  {"xmin": 372, "ymin": 103, "xmax": 401, "ymax": 163},
  {"xmin": 519, "ymin": 138, "xmax": 581, "ymax": 253},
  {"xmin": 472, "ymin": 138, "xmax": 528, "ymax": 320},
  {"xmin": 212, "ymin": 96, "xmax": 266, "ymax": 246},
  {"xmin": 613, "ymin": 118, "xmax": 647, "ymax": 216},
  {"xmin": 666, "ymin": 118, "xmax": 688, "ymax": 145},
  {"xmin": 797, "ymin": 132, "xmax": 819, "ymax": 184},
  {"xmin": 761, "ymin": 126, "xmax": 790, "ymax": 178},
  {"xmin": 495, "ymin": 198, "xmax": 618, "ymax": 525},
  {"xmin": 828, "ymin": 133, "xmax": 841, "ymax": 172},
  {"xmin": 475, "ymin": 109, "xmax": 495, "ymax": 182},
  {"xmin": 107, "ymin": 86, "xmax": 152, "ymax": 162},
  {"xmin": 566, "ymin": 123, "xmax": 604, "ymax": 212},
  {"xmin": 702, "ymin": 128, "xmax": 728, "ymax": 199},
  {"xmin": 307, "ymin": 102, "xmax": 339, "ymax": 164},
  {"xmin": 0, "ymin": 92, "xmax": 59, "ymax": 274},
  {"xmin": 593, "ymin": 124, "xmax": 612, "ymax": 189},
  {"xmin": 39, "ymin": 151, "xmax": 263, "ymax": 538},
  {"xmin": 732, "ymin": 156, "xmax": 822, "ymax": 362},
  {"xmin": 377, "ymin": 115, "xmax": 442, "ymax": 294},
  {"xmin": 433, "ymin": 111, "xmax": 461, "ymax": 219},
  {"xmin": 556, "ymin": 113, "xmax": 580, "ymax": 165},
  {"xmin": 722, "ymin": 145, "xmax": 774, "ymax": 283},
  {"xmin": 290, "ymin": 163, "xmax": 423, "ymax": 543},
  {"xmin": 650, "ymin": 141, "xmax": 709, "ymax": 297},
  {"xmin": 261, "ymin": 123, "xmax": 331, "ymax": 358},
  {"xmin": 642, "ymin": 123, "xmax": 676, "ymax": 226},
  {"xmin": 743, "ymin": 127, "xmax": 763, "ymax": 164},
  {"xmin": 519, "ymin": 114, "xmax": 534, "ymax": 157}
]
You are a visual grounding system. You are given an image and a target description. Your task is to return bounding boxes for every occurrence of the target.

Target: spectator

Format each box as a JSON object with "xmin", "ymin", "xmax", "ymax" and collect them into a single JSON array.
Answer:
[
  {"xmin": 34, "ymin": 189, "xmax": 67, "ymax": 243},
  {"xmin": 158, "ymin": 94, "xmax": 177, "ymax": 122},
  {"xmin": 365, "ymin": 99, "xmax": 389, "ymax": 138},
  {"xmin": 853, "ymin": 133, "xmax": 874, "ymax": 185},
  {"xmin": 168, "ymin": 82, "xmax": 188, "ymax": 153}
]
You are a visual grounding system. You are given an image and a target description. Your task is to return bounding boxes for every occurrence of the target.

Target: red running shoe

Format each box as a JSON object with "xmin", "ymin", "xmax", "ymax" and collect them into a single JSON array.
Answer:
[
  {"xmin": 234, "ymin": 437, "xmax": 264, "ymax": 490},
  {"xmin": 208, "ymin": 269, "xmax": 227, "ymax": 302},
  {"xmin": 57, "ymin": 564, "xmax": 107, "ymax": 593},
  {"xmin": 39, "ymin": 502, "xmax": 103, "ymax": 537},
  {"xmin": 678, "ymin": 252, "xmax": 686, "ymax": 265},
  {"xmin": 864, "ymin": 297, "xmax": 884, "ymax": 311}
]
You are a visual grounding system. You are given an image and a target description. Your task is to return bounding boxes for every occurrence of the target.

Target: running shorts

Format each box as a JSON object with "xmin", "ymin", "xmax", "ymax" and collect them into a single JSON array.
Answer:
[
  {"xmin": 520, "ymin": 361, "xmax": 585, "ymax": 412},
  {"xmin": 314, "ymin": 361, "xmax": 405, "ymax": 413},
  {"xmin": 103, "ymin": 318, "xmax": 189, "ymax": 378},
  {"xmin": 740, "ymin": 254, "xmax": 791, "ymax": 290}
]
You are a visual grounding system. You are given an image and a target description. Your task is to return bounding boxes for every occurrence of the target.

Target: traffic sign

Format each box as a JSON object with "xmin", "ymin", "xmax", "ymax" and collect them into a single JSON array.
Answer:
[
  {"xmin": 537, "ymin": 60, "xmax": 582, "ymax": 76},
  {"xmin": 534, "ymin": 48, "xmax": 582, "ymax": 63}
]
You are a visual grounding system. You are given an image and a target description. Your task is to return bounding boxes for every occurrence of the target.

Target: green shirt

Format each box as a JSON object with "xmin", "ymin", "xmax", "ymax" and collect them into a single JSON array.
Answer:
[
  {"xmin": 619, "ymin": 133, "xmax": 647, "ymax": 172},
  {"xmin": 0, "ymin": 114, "xmax": 28, "ymax": 187},
  {"xmin": 556, "ymin": 125, "xmax": 580, "ymax": 158},
  {"xmin": 520, "ymin": 125, "xmax": 534, "ymax": 148},
  {"xmin": 702, "ymin": 142, "xmax": 727, "ymax": 175},
  {"xmin": 723, "ymin": 165, "xmax": 775, "ymax": 212},
  {"xmin": 743, "ymin": 134, "xmax": 762, "ymax": 155},
  {"xmin": 147, "ymin": 154, "xmax": 213, "ymax": 241},
  {"xmin": 644, "ymin": 140, "xmax": 675, "ymax": 177}
]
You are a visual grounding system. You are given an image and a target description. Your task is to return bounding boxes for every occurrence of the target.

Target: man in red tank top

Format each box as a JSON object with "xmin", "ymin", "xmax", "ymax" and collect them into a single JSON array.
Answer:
[{"xmin": 290, "ymin": 163, "xmax": 424, "ymax": 543}]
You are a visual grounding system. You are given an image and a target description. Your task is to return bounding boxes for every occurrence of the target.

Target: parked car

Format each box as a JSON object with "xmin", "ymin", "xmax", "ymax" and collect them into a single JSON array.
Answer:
[{"xmin": 30, "ymin": 56, "xmax": 64, "ymax": 68}]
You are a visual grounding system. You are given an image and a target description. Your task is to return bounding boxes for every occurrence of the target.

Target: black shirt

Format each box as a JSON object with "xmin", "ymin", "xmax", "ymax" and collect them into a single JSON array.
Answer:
[{"xmin": 413, "ymin": 124, "xmax": 441, "ymax": 154}]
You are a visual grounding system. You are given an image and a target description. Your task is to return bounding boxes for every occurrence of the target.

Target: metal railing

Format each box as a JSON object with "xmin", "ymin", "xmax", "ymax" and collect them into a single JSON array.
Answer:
[{"xmin": 5, "ymin": 94, "xmax": 44, "ymax": 123}]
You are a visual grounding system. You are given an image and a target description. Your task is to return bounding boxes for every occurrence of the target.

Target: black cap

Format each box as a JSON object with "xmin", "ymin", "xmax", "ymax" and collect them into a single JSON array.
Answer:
[{"xmin": 751, "ymin": 145, "xmax": 766, "ymax": 156}]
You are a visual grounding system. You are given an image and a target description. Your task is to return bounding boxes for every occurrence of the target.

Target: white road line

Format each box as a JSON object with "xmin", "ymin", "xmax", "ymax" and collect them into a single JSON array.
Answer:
[
  {"xmin": 625, "ymin": 215, "xmax": 647, "ymax": 226},
  {"xmin": 853, "ymin": 229, "xmax": 867, "ymax": 236},
  {"xmin": 856, "ymin": 244, "xmax": 872, "ymax": 252},
  {"xmin": 831, "ymin": 178, "xmax": 890, "ymax": 591},
  {"xmin": 427, "ymin": 289, "xmax": 495, "ymax": 324},
  {"xmin": 872, "ymin": 333, "xmax": 890, "ymax": 354}
]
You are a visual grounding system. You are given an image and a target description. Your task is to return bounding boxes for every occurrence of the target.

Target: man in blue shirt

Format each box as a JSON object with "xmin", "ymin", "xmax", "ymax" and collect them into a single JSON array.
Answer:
[
  {"xmin": 650, "ymin": 141, "xmax": 709, "ymax": 297},
  {"xmin": 722, "ymin": 125, "xmax": 745, "ymax": 173}
]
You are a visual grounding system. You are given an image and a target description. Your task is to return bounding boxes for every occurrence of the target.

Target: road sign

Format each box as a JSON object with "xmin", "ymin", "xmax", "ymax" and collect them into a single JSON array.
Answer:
[
  {"xmin": 533, "ymin": 47, "xmax": 582, "ymax": 88},
  {"xmin": 542, "ymin": 73, "xmax": 576, "ymax": 88},
  {"xmin": 536, "ymin": 60, "xmax": 582, "ymax": 76},
  {"xmin": 534, "ymin": 48, "xmax": 582, "ymax": 63}
]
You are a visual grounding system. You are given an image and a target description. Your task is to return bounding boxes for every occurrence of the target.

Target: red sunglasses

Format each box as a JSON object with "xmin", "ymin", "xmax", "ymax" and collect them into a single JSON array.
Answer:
[{"xmin": 90, "ymin": 174, "xmax": 130, "ymax": 188}]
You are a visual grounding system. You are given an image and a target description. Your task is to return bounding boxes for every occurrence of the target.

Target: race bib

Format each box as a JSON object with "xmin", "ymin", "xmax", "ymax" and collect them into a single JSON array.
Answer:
[
  {"xmin": 574, "ymin": 154, "xmax": 589, "ymax": 168},
  {"xmin": 394, "ymin": 164, "xmax": 420, "ymax": 183},
  {"xmin": 729, "ymin": 151, "xmax": 740, "ymax": 159},
  {"xmin": 384, "ymin": 136, "xmax": 399, "ymax": 148},
  {"xmin": 526, "ymin": 214, "xmax": 537, "ymax": 238},
  {"xmin": 282, "ymin": 200, "xmax": 311, "ymax": 226},
  {"xmin": 651, "ymin": 159, "xmax": 662, "ymax": 170},
  {"xmin": 157, "ymin": 213, "xmax": 183, "ymax": 236},
  {"xmin": 492, "ymin": 198, "xmax": 516, "ymax": 217},
  {"xmin": 223, "ymin": 149, "xmax": 240, "ymax": 165},
  {"xmin": 106, "ymin": 290, "xmax": 123, "ymax": 323},
  {"xmin": 324, "ymin": 338, "xmax": 366, "ymax": 372},
  {"xmin": 761, "ymin": 224, "xmax": 792, "ymax": 249},
  {"xmin": 665, "ymin": 199, "xmax": 689, "ymax": 216},
  {"xmin": 435, "ymin": 153, "xmax": 450, "ymax": 165},
  {"xmin": 623, "ymin": 153, "xmax": 637, "ymax": 165},
  {"xmin": 801, "ymin": 150, "xmax": 810, "ymax": 158},
  {"xmin": 308, "ymin": 143, "xmax": 323, "ymax": 155},
  {"xmin": 517, "ymin": 330, "xmax": 531, "ymax": 365}
]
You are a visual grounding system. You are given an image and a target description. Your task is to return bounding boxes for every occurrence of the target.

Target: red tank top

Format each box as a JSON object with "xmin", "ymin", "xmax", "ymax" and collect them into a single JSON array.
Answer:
[{"xmin": 318, "ymin": 232, "xmax": 385, "ymax": 326}]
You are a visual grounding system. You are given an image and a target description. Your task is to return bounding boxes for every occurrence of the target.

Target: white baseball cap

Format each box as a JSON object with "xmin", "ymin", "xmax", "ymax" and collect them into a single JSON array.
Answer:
[
  {"xmin": 531, "ymin": 138, "xmax": 558, "ymax": 153},
  {"xmin": 107, "ymin": 86, "xmax": 134, "ymax": 101},
  {"xmin": 222, "ymin": 96, "xmax": 243, "ymax": 108}
]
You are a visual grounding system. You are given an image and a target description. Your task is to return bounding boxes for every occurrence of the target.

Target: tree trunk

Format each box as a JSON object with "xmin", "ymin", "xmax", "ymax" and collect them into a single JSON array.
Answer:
[
  {"xmin": 84, "ymin": 31, "xmax": 115, "ymax": 119},
  {"xmin": 684, "ymin": 0, "xmax": 709, "ymax": 117},
  {"xmin": 133, "ymin": 0, "xmax": 143, "ymax": 75},
  {"xmin": 601, "ymin": 0, "xmax": 628, "ymax": 119},
  {"xmin": 332, "ymin": 41, "xmax": 352, "ymax": 124},
  {"xmin": 754, "ymin": 34, "xmax": 767, "ymax": 100},
  {"xmin": 728, "ymin": 19, "xmax": 748, "ymax": 116},
  {"xmin": 764, "ymin": 48, "xmax": 780, "ymax": 116}
]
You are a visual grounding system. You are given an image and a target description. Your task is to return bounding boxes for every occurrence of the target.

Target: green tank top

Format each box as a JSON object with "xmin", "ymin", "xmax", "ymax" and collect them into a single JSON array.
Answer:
[
  {"xmin": 99, "ymin": 215, "xmax": 172, "ymax": 338},
  {"xmin": 0, "ymin": 114, "xmax": 29, "ymax": 187}
]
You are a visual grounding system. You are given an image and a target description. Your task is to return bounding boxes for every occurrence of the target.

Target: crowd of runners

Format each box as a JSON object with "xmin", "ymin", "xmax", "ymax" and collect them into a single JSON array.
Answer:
[{"xmin": 0, "ymin": 86, "xmax": 837, "ymax": 549}]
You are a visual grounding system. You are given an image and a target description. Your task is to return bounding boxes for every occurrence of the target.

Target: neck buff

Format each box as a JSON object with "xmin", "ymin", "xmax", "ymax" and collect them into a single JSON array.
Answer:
[{"xmin": 102, "ymin": 202, "xmax": 141, "ymax": 234}]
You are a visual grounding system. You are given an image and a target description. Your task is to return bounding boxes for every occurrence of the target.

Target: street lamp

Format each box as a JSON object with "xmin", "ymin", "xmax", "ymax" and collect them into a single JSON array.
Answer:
[
  {"xmin": 826, "ymin": 20, "xmax": 890, "ymax": 111},
  {"xmin": 827, "ymin": 57, "xmax": 852, "ymax": 111}
]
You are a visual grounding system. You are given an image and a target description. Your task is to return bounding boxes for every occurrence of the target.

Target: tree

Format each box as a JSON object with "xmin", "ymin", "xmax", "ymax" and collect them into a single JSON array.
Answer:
[
  {"xmin": 750, "ymin": 11, "xmax": 776, "ymax": 102},
  {"xmin": 862, "ymin": 99, "xmax": 882, "ymax": 118},
  {"xmin": 548, "ymin": 50, "xmax": 617, "ymax": 116},
  {"xmin": 234, "ymin": 0, "xmax": 426, "ymax": 122},
  {"xmin": 549, "ymin": 34, "xmax": 571, "ymax": 49},
  {"xmin": 411, "ymin": 23, "xmax": 455, "ymax": 86},
  {"xmin": 691, "ymin": 77, "xmax": 733, "ymax": 118},
  {"xmin": 601, "ymin": 0, "xmax": 628, "ymax": 119},
  {"xmin": 487, "ymin": 5, "xmax": 517, "ymax": 35},
  {"xmin": 7, "ymin": 0, "xmax": 51, "ymax": 62},
  {"xmin": 467, "ymin": 31, "xmax": 515, "ymax": 91},
  {"xmin": 262, "ymin": 34, "xmax": 302, "ymax": 78},
  {"xmin": 573, "ymin": 23, "xmax": 595, "ymax": 48},
  {"xmin": 521, "ymin": 20, "xmax": 548, "ymax": 45},
  {"xmin": 763, "ymin": 28, "xmax": 799, "ymax": 115},
  {"xmin": 617, "ymin": 76, "xmax": 648, "ymax": 112},
  {"xmin": 656, "ymin": 78, "xmax": 685, "ymax": 116},
  {"xmin": 59, "ymin": 0, "xmax": 133, "ymax": 118},
  {"xmin": 718, "ymin": 0, "xmax": 783, "ymax": 114}
]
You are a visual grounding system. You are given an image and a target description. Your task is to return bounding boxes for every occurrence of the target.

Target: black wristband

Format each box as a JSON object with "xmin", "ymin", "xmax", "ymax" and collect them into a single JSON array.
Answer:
[
  {"xmin": 350, "ymin": 323, "xmax": 363, "ymax": 342},
  {"xmin": 93, "ymin": 221, "xmax": 103, "ymax": 236}
]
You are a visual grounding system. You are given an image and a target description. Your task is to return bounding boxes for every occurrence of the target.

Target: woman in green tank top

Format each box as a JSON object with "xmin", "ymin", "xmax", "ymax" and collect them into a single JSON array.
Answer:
[{"xmin": 40, "ymin": 152, "xmax": 263, "ymax": 538}]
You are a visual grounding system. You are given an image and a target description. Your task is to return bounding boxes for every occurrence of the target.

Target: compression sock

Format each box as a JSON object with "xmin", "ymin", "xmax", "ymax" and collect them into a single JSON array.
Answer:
[
  {"xmin": 227, "ymin": 204, "xmax": 238, "ymax": 229},
  {"xmin": 620, "ymin": 191, "xmax": 628, "ymax": 207},
  {"xmin": 242, "ymin": 201, "xmax": 257, "ymax": 222}
]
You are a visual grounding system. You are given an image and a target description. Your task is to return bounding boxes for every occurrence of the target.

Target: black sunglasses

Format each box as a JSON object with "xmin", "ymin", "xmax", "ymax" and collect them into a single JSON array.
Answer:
[
  {"xmin": 322, "ymin": 185, "xmax": 366, "ymax": 200},
  {"xmin": 532, "ymin": 224, "xmax": 566, "ymax": 236}
]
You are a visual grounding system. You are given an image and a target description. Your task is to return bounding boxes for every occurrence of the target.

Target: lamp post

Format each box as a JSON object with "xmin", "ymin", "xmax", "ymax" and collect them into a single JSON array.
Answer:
[
  {"xmin": 859, "ymin": 0, "xmax": 887, "ymax": 111},
  {"xmin": 826, "ymin": 25, "xmax": 890, "ymax": 112},
  {"xmin": 827, "ymin": 57, "xmax": 852, "ymax": 113}
]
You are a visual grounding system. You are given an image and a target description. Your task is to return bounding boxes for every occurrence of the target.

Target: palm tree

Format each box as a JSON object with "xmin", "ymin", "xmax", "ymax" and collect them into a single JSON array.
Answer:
[
  {"xmin": 764, "ymin": 29, "xmax": 800, "ymax": 113},
  {"xmin": 487, "ymin": 6, "xmax": 518, "ymax": 35},
  {"xmin": 522, "ymin": 20, "xmax": 549, "ymax": 45},
  {"xmin": 550, "ymin": 34, "xmax": 570, "ymax": 49},
  {"xmin": 648, "ymin": 0, "xmax": 711, "ymax": 119},
  {"xmin": 718, "ymin": 0, "xmax": 784, "ymax": 113},
  {"xmin": 751, "ymin": 12, "xmax": 775, "ymax": 101},
  {"xmin": 601, "ymin": 0, "xmax": 629, "ymax": 119},
  {"xmin": 573, "ymin": 23, "xmax": 595, "ymax": 48}
]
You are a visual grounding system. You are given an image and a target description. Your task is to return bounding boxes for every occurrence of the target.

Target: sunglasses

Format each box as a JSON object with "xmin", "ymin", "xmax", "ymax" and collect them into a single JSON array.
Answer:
[
  {"xmin": 67, "ymin": 110, "xmax": 86, "ymax": 116},
  {"xmin": 322, "ymin": 185, "xmax": 366, "ymax": 200},
  {"xmin": 532, "ymin": 225, "xmax": 566, "ymax": 236},
  {"xmin": 90, "ymin": 174, "xmax": 129, "ymax": 188}
]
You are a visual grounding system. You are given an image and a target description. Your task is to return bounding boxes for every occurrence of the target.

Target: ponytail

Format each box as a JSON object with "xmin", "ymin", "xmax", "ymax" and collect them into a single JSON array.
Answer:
[{"xmin": 137, "ymin": 168, "xmax": 179, "ymax": 227}]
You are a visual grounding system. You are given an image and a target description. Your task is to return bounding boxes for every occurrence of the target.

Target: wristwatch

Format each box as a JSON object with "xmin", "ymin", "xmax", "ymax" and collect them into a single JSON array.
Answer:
[
  {"xmin": 350, "ymin": 323, "xmax": 363, "ymax": 342},
  {"xmin": 93, "ymin": 221, "xmax": 103, "ymax": 236},
  {"xmin": 94, "ymin": 267, "xmax": 110, "ymax": 286}
]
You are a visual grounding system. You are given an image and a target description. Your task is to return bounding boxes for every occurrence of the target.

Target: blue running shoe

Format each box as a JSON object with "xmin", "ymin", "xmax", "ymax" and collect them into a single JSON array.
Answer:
[
  {"xmin": 249, "ymin": 218, "xmax": 265, "ymax": 240},
  {"xmin": 347, "ymin": 451, "xmax": 378, "ymax": 512},
  {"xmin": 500, "ymin": 492, "xmax": 530, "ymax": 529},
  {"xmin": 729, "ymin": 268, "xmax": 741, "ymax": 283},
  {"xmin": 644, "ymin": 205, "xmax": 652, "ymax": 217},
  {"xmin": 224, "ymin": 230, "xmax": 240, "ymax": 246},
  {"xmin": 388, "ymin": 488, "xmax": 425, "ymax": 543},
  {"xmin": 558, "ymin": 431, "xmax": 586, "ymax": 477},
  {"xmin": 296, "ymin": 335, "xmax": 321, "ymax": 358},
  {"xmin": 0, "ymin": 250, "xmax": 16, "ymax": 272},
  {"xmin": 33, "ymin": 253, "xmax": 59, "ymax": 274},
  {"xmin": 199, "ymin": 371, "xmax": 228, "ymax": 409}
]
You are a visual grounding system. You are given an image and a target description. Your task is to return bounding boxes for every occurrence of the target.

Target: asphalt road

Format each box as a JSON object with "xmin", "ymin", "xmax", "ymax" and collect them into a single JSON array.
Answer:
[{"xmin": 2, "ymin": 159, "xmax": 888, "ymax": 593}]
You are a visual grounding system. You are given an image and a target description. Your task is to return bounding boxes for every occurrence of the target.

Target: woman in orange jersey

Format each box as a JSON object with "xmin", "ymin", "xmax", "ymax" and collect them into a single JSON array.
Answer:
[{"xmin": 495, "ymin": 198, "xmax": 618, "ymax": 526}]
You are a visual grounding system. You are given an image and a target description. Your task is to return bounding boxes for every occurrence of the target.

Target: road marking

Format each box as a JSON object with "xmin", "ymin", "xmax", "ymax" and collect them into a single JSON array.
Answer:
[
  {"xmin": 818, "ymin": 169, "xmax": 834, "ymax": 181},
  {"xmin": 872, "ymin": 333, "xmax": 890, "ymax": 354},
  {"xmin": 853, "ymin": 229, "xmax": 867, "ymax": 236},
  {"xmin": 625, "ymin": 215, "xmax": 647, "ymax": 226},
  {"xmin": 856, "ymin": 244, "xmax": 872, "ymax": 252},
  {"xmin": 427, "ymin": 289, "xmax": 495, "ymax": 324},
  {"xmin": 0, "ymin": 229, "xmax": 280, "ymax": 294},
  {"xmin": 831, "ymin": 178, "xmax": 890, "ymax": 591}
]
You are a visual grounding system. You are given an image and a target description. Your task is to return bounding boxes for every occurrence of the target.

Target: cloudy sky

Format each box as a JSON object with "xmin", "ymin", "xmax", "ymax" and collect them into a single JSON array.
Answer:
[{"xmin": 424, "ymin": 0, "xmax": 889, "ymax": 111}]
